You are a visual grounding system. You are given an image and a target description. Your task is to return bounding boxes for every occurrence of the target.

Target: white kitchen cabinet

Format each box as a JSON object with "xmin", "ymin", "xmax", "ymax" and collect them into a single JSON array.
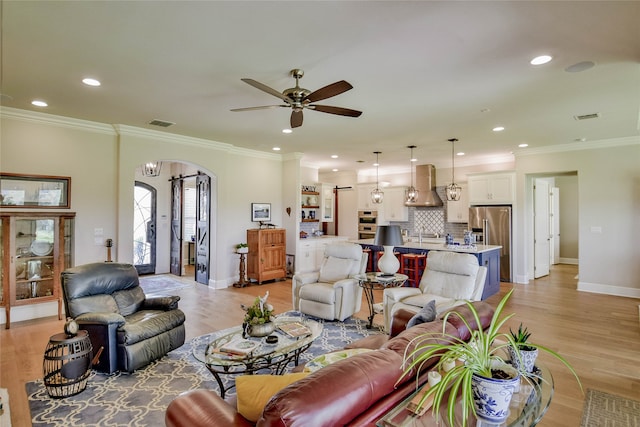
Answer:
[
  {"xmin": 468, "ymin": 172, "xmax": 515, "ymax": 205},
  {"xmin": 446, "ymin": 183, "xmax": 469, "ymax": 223},
  {"xmin": 378, "ymin": 187, "xmax": 409, "ymax": 224},
  {"xmin": 318, "ymin": 183, "xmax": 334, "ymax": 222},
  {"xmin": 295, "ymin": 236, "xmax": 348, "ymax": 274},
  {"xmin": 357, "ymin": 183, "xmax": 380, "ymax": 210},
  {"xmin": 296, "ymin": 240, "xmax": 316, "ymax": 273}
]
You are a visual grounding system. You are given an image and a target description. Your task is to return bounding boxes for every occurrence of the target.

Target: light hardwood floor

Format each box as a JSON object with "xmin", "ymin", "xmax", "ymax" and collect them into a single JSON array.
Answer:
[{"xmin": 1, "ymin": 264, "xmax": 639, "ymax": 427}]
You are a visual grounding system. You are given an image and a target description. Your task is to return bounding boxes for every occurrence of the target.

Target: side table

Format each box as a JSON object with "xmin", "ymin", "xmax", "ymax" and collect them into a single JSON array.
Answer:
[
  {"xmin": 357, "ymin": 273, "xmax": 408, "ymax": 328},
  {"xmin": 43, "ymin": 330, "xmax": 93, "ymax": 398},
  {"xmin": 233, "ymin": 252, "xmax": 249, "ymax": 288}
]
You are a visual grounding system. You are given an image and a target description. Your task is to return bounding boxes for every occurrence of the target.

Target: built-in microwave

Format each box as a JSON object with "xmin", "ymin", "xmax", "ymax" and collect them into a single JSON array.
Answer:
[{"xmin": 358, "ymin": 210, "xmax": 378, "ymax": 239}]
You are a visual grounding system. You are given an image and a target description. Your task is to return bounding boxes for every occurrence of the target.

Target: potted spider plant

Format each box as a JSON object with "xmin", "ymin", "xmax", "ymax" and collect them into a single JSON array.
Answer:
[
  {"xmin": 400, "ymin": 289, "xmax": 582, "ymax": 426},
  {"xmin": 508, "ymin": 323, "xmax": 538, "ymax": 373}
]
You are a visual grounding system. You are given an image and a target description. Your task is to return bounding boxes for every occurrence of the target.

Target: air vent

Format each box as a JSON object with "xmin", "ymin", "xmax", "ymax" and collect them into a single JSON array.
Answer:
[
  {"xmin": 574, "ymin": 113, "xmax": 600, "ymax": 121},
  {"xmin": 148, "ymin": 119, "xmax": 175, "ymax": 127}
]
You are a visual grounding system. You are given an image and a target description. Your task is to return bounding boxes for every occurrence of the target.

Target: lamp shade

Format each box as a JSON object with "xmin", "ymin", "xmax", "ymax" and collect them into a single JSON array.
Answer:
[{"xmin": 374, "ymin": 225, "xmax": 404, "ymax": 247}]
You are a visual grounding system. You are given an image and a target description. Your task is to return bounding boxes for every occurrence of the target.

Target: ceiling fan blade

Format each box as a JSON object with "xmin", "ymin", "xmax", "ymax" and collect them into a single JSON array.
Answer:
[
  {"xmin": 241, "ymin": 78, "xmax": 292, "ymax": 103},
  {"xmin": 305, "ymin": 80, "xmax": 353, "ymax": 103},
  {"xmin": 230, "ymin": 105, "xmax": 288, "ymax": 112},
  {"xmin": 291, "ymin": 110, "xmax": 303, "ymax": 128},
  {"xmin": 310, "ymin": 104, "xmax": 362, "ymax": 117}
]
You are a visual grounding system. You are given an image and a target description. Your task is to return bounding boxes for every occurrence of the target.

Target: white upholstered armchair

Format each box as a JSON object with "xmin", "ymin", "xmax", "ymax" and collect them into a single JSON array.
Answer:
[
  {"xmin": 382, "ymin": 250, "xmax": 487, "ymax": 331},
  {"xmin": 292, "ymin": 242, "xmax": 368, "ymax": 321}
]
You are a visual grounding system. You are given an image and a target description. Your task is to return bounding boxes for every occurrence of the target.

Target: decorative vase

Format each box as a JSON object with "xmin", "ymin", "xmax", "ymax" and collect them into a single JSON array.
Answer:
[
  {"xmin": 244, "ymin": 321, "xmax": 275, "ymax": 338},
  {"xmin": 508, "ymin": 345, "xmax": 539, "ymax": 373},
  {"xmin": 471, "ymin": 362, "xmax": 520, "ymax": 423}
]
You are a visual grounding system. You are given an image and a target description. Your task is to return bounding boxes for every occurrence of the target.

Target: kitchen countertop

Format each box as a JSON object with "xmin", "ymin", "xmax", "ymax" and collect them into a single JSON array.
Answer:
[
  {"xmin": 299, "ymin": 235, "xmax": 349, "ymax": 240},
  {"xmin": 351, "ymin": 238, "xmax": 502, "ymax": 254}
]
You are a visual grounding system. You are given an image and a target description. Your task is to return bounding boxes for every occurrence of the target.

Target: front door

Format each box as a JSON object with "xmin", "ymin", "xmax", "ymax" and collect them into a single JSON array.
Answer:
[{"xmin": 133, "ymin": 182, "xmax": 157, "ymax": 275}]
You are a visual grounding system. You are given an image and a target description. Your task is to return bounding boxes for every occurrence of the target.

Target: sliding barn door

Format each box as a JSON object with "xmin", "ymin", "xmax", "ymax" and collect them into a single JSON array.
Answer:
[
  {"xmin": 195, "ymin": 173, "xmax": 210, "ymax": 285},
  {"xmin": 170, "ymin": 179, "xmax": 183, "ymax": 276}
]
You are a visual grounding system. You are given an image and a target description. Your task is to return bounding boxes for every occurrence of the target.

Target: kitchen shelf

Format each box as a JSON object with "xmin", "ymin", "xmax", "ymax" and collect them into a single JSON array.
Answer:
[
  {"xmin": 301, "ymin": 205, "xmax": 320, "ymax": 209},
  {"xmin": 302, "ymin": 219, "xmax": 320, "ymax": 223},
  {"xmin": 302, "ymin": 191, "xmax": 320, "ymax": 195}
]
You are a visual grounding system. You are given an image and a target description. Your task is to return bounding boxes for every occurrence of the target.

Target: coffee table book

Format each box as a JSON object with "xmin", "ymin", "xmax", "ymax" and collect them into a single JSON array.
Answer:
[
  {"xmin": 217, "ymin": 338, "xmax": 260, "ymax": 356},
  {"xmin": 278, "ymin": 322, "xmax": 312, "ymax": 338}
]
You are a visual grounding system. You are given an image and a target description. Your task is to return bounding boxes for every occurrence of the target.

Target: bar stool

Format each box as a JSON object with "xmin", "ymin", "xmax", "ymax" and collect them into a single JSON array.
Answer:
[
  {"xmin": 400, "ymin": 253, "xmax": 427, "ymax": 287},
  {"xmin": 362, "ymin": 248, "xmax": 374, "ymax": 272}
]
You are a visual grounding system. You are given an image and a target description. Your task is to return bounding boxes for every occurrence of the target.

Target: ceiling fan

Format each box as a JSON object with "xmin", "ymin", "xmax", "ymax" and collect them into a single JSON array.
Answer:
[{"xmin": 231, "ymin": 69, "xmax": 362, "ymax": 128}]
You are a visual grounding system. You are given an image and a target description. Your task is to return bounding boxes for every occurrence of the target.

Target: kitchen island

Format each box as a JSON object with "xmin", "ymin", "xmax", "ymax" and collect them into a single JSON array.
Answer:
[{"xmin": 352, "ymin": 239, "xmax": 502, "ymax": 299}]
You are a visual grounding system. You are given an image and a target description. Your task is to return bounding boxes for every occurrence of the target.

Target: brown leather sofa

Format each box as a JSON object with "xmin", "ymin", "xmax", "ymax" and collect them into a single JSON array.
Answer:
[{"xmin": 165, "ymin": 302, "xmax": 495, "ymax": 427}]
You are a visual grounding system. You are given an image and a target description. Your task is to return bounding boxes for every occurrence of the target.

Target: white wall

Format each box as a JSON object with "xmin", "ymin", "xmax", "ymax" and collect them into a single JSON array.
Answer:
[
  {"xmin": 556, "ymin": 175, "xmax": 579, "ymax": 260},
  {"xmin": 515, "ymin": 139, "xmax": 640, "ymax": 297}
]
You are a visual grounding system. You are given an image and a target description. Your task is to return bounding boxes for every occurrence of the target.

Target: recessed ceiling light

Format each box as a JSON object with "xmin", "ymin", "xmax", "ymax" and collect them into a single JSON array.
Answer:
[
  {"xmin": 373, "ymin": 162, "xmax": 379, "ymax": 167},
  {"xmin": 518, "ymin": 143, "xmax": 529, "ymax": 148},
  {"xmin": 82, "ymin": 78, "xmax": 101, "ymax": 87},
  {"xmin": 574, "ymin": 137, "xmax": 587, "ymax": 142},
  {"xmin": 530, "ymin": 55, "xmax": 552, "ymax": 65},
  {"xmin": 493, "ymin": 126, "xmax": 505, "ymax": 132},
  {"xmin": 272, "ymin": 147, "xmax": 281, "ymax": 151},
  {"xmin": 332, "ymin": 169, "xmax": 339, "ymax": 172},
  {"xmin": 331, "ymin": 154, "xmax": 338, "ymax": 159},
  {"xmin": 282, "ymin": 129, "xmax": 292, "ymax": 134},
  {"xmin": 31, "ymin": 100, "xmax": 48, "ymax": 107},
  {"xmin": 457, "ymin": 152, "xmax": 465, "ymax": 156}
]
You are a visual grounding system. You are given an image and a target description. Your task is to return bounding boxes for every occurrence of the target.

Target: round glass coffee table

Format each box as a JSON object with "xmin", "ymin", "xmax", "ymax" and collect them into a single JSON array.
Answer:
[
  {"xmin": 377, "ymin": 364, "xmax": 554, "ymax": 427},
  {"xmin": 192, "ymin": 315, "xmax": 323, "ymax": 398}
]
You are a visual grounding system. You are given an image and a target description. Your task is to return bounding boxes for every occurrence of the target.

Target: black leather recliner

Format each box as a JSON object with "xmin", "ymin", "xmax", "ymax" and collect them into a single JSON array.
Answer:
[{"xmin": 61, "ymin": 262, "xmax": 186, "ymax": 374}]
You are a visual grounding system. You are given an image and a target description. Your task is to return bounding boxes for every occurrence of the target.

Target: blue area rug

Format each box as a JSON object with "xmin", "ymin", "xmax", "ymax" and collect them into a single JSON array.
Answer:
[{"xmin": 26, "ymin": 313, "xmax": 383, "ymax": 426}]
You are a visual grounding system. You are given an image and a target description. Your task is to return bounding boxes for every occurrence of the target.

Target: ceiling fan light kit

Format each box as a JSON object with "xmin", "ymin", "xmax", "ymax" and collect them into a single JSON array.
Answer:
[
  {"xmin": 231, "ymin": 69, "xmax": 362, "ymax": 129},
  {"xmin": 446, "ymin": 138, "xmax": 462, "ymax": 201},
  {"xmin": 405, "ymin": 145, "xmax": 419, "ymax": 203},
  {"xmin": 371, "ymin": 151, "xmax": 384, "ymax": 204}
]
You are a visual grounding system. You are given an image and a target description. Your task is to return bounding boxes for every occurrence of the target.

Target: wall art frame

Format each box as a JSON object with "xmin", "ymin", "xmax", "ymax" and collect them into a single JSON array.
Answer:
[
  {"xmin": 0, "ymin": 173, "xmax": 71, "ymax": 208},
  {"xmin": 251, "ymin": 203, "xmax": 271, "ymax": 222}
]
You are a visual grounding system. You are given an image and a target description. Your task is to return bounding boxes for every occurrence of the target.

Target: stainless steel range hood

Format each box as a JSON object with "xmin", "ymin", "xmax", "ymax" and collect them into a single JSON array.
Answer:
[{"xmin": 404, "ymin": 164, "xmax": 444, "ymax": 207}]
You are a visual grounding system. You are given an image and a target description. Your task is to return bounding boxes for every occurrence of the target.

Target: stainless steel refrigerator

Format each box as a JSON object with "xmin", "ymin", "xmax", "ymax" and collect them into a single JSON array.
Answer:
[{"xmin": 469, "ymin": 206, "xmax": 512, "ymax": 282}]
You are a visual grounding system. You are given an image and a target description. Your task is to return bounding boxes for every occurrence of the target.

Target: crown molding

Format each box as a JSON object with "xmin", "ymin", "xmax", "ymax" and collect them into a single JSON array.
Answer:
[
  {"xmin": 0, "ymin": 106, "xmax": 115, "ymax": 135},
  {"xmin": 114, "ymin": 124, "xmax": 283, "ymax": 161},
  {"xmin": 515, "ymin": 135, "xmax": 639, "ymax": 157}
]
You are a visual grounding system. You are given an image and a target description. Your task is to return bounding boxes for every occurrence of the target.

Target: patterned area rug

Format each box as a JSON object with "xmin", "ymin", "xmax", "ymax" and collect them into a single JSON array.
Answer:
[
  {"xmin": 138, "ymin": 275, "xmax": 195, "ymax": 296},
  {"xmin": 581, "ymin": 389, "xmax": 640, "ymax": 427},
  {"xmin": 26, "ymin": 313, "xmax": 383, "ymax": 426}
]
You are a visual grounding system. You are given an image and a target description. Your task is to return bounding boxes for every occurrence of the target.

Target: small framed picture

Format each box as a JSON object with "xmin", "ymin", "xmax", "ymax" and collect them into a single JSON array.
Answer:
[{"xmin": 251, "ymin": 203, "xmax": 271, "ymax": 222}]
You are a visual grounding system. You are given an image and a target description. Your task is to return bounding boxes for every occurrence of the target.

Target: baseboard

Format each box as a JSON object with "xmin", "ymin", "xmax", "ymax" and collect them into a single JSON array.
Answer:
[
  {"xmin": 578, "ymin": 281, "xmax": 640, "ymax": 299},
  {"xmin": 0, "ymin": 301, "xmax": 59, "ymax": 326},
  {"xmin": 558, "ymin": 257, "xmax": 578, "ymax": 265}
]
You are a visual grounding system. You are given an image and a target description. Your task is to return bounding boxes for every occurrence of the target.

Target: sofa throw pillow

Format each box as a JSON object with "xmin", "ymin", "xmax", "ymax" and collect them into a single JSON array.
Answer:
[
  {"xmin": 319, "ymin": 256, "xmax": 354, "ymax": 283},
  {"xmin": 406, "ymin": 299, "xmax": 437, "ymax": 328},
  {"xmin": 236, "ymin": 372, "xmax": 309, "ymax": 422}
]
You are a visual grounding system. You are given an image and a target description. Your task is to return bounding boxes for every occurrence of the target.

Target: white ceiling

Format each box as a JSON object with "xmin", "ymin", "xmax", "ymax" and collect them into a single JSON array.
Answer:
[{"xmin": 2, "ymin": 1, "xmax": 639, "ymax": 177}]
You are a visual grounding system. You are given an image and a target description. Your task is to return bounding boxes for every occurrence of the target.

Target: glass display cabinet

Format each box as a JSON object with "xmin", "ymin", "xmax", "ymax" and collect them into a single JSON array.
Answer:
[{"xmin": 1, "ymin": 212, "xmax": 75, "ymax": 328}]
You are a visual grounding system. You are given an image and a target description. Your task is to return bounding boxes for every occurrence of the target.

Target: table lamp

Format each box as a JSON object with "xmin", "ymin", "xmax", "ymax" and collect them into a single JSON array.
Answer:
[{"xmin": 374, "ymin": 225, "xmax": 404, "ymax": 276}]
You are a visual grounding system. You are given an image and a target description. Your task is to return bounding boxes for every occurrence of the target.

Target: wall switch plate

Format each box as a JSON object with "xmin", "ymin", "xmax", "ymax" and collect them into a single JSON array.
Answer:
[{"xmin": 590, "ymin": 226, "xmax": 602, "ymax": 233}]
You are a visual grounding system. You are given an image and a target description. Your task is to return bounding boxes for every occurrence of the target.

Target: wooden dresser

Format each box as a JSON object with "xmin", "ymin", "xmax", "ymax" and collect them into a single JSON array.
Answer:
[{"xmin": 246, "ymin": 228, "xmax": 286, "ymax": 284}]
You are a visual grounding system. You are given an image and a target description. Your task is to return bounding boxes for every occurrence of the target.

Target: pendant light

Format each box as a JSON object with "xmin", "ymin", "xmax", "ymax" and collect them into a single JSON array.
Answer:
[
  {"xmin": 141, "ymin": 161, "xmax": 163, "ymax": 177},
  {"xmin": 405, "ymin": 145, "xmax": 419, "ymax": 203},
  {"xmin": 446, "ymin": 138, "xmax": 462, "ymax": 201},
  {"xmin": 371, "ymin": 151, "xmax": 384, "ymax": 204}
]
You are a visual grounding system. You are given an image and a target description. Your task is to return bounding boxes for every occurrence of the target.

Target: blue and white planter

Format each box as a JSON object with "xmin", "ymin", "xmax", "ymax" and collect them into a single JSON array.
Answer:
[
  {"xmin": 508, "ymin": 345, "xmax": 539, "ymax": 374},
  {"xmin": 471, "ymin": 362, "xmax": 520, "ymax": 423}
]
